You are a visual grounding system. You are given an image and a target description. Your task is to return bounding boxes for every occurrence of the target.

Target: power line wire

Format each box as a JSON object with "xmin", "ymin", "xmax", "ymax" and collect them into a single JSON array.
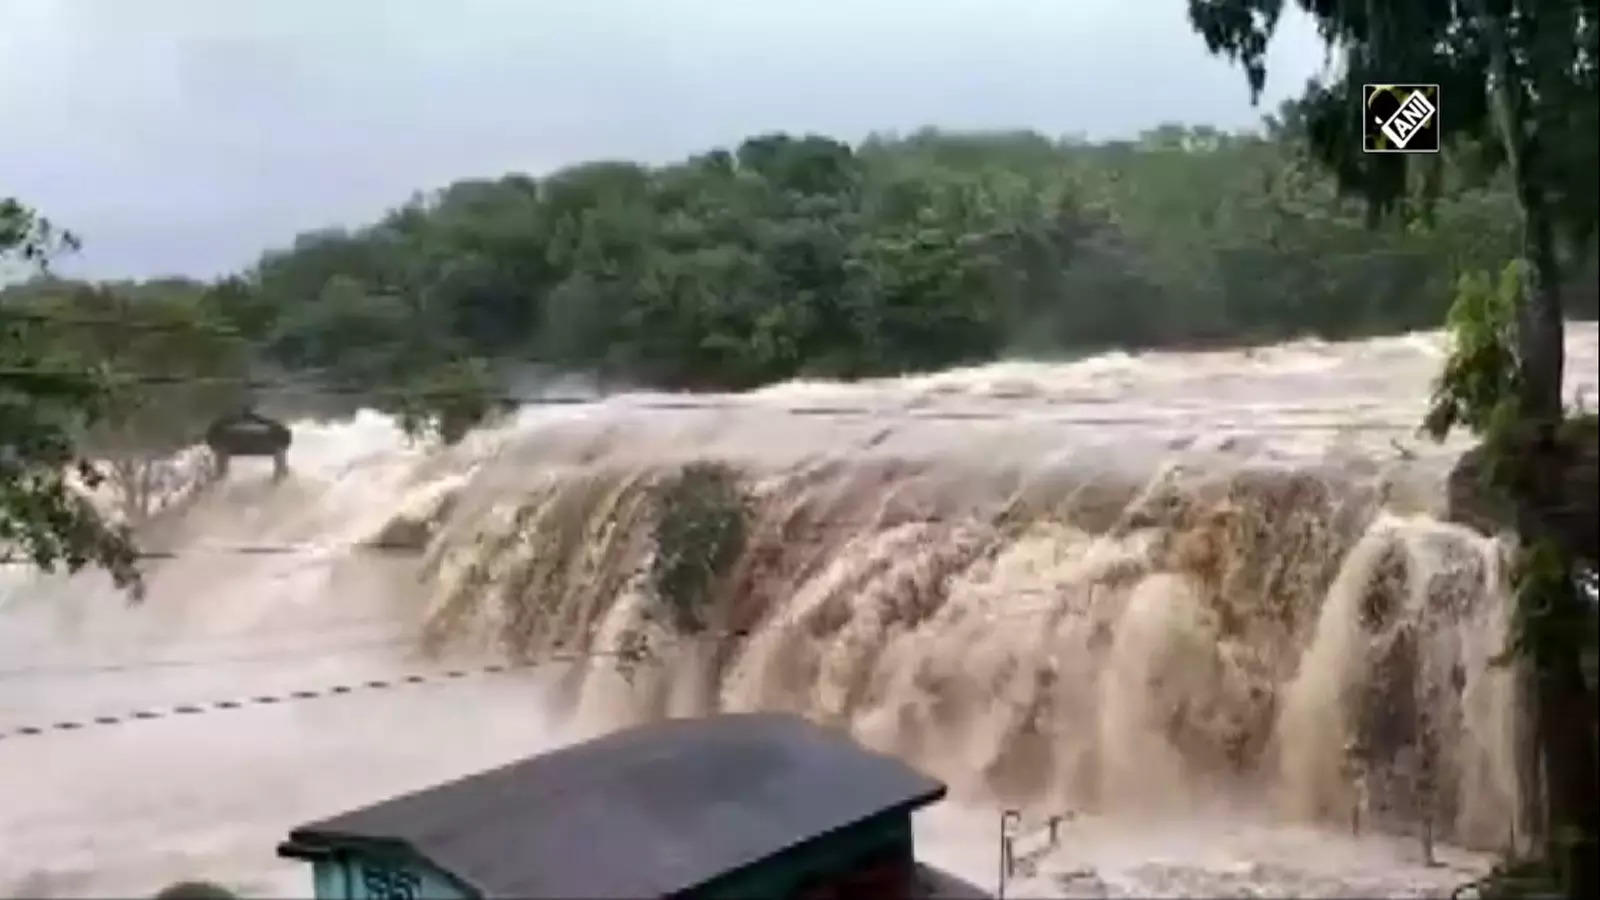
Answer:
[
  {"xmin": 0, "ymin": 362, "xmax": 1429, "ymax": 428},
  {"xmin": 0, "ymin": 249, "xmax": 1461, "ymax": 346},
  {"xmin": 6, "ymin": 520, "xmax": 965, "ymax": 564},
  {"xmin": 0, "ymin": 611, "xmax": 402, "ymax": 659},
  {"xmin": 0, "ymin": 405, "xmax": 1433, "ymax": 570},
  {"xmin": 0, "ymin": 532, "xmax": 532, "ymax": 563},
  {"xmin": 0, "ymin": 364, "xmax": 341, "ymax": 390},
  {"xmin": 0, "ymin": 307, "xmax": 246, "ymax": 338},
  {"xmin": 0, "ymin": 306, "xmax": 1481, "ymax": 427},
  {"xmin": 0, "ymin": 629, "xmax": 726, "ymax": 741},
  {"xmin": 2, "ymin": 473, "xmax": 1447, "ymax": 570},
  {"xmin": 0, "ymin": 634, "xmax": 416, "ymax": 681},
  {"xmin": 0, "ymin": 657, "xmax": 558, "ymax": 741},
  {"xmin": 0, "ymin": 363, "xmax": 594, "ymax": 403},
  {"xmin": 0, "ymin": 352, "xmax": 1445, "ymax": 572},
  {"xmin": 0, "ymin": 308, "xmax": 581, "ymax": 370},
  {"xmin": 0, "ymin": 302, "xmax": 1474, "ymax": 390},
  {"xmin": 0, "ymin": 589, "xmax": 1074, "ymax": 684},
  {"xmin": 0, "ymin": 599, "xmax": 1084, "ymax": 739}
]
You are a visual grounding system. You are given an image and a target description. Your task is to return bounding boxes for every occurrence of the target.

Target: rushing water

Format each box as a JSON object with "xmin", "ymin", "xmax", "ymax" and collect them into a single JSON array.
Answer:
[{"xmin": 2, "ymin": 324, "xmax": 1595, "ymax": 898}]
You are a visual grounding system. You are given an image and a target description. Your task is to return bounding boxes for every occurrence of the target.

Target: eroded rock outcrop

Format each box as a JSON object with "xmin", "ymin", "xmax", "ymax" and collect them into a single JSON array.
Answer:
[{"xmin": 1446, "ymin": 415, "xmax": 1597, "ymax": 564}]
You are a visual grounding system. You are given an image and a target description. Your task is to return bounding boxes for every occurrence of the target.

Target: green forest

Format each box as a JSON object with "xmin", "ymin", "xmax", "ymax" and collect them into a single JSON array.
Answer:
[{"xmin": 5, "ymin": 116, "xmax": 1596, "ymax": 457}]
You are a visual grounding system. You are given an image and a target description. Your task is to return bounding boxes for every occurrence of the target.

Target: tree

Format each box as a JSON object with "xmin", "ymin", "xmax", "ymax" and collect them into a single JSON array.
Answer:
[
  {"xmin": 22, "ymin": 282, "xmax": 252, "ymax": 522},
  {"xmin": 1187, "ymin": 0, "xmax": 1595, "ymax": 424},
  {"xmin": 1185, "ymin": 0, "xmax": 1598, "ymax": 890},
  {"xmin": 390, "ymin": 356, "xmax": 499, "ymax": 446},
  {"xmin": 0, "ymin": 199, "xmax": 141, "ymax": 597}
]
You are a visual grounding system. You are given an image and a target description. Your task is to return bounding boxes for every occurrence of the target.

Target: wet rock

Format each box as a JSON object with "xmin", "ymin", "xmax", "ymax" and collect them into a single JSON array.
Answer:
[
  {"xmin": 365, "ymin": 486, "xmax": 460, "ymax": 552},
  {"xmin": 369, "ymin": 513, "xmax": 434, "ymax": 552},
  {"xmin": 1445, "ymin": 416, "xmax": 1596, "ymax": 564}
]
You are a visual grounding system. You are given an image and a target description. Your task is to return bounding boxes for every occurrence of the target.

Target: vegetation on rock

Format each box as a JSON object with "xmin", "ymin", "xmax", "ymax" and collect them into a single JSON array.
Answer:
[{"xmin": 648, "ymin": 462, "xmax": 751, "ymax": 633}]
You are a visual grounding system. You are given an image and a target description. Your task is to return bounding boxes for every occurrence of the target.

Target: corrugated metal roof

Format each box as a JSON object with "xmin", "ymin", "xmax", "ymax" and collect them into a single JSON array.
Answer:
[{"xmin": 283, "ymin": 713, "xmax": 947, "ymax": 898}]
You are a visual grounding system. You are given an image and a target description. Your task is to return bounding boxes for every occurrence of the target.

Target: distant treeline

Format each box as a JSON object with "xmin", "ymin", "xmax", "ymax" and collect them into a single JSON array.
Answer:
[{"xmin": 4, "ymin": 118, "xmax": 1597, "ymax": 450}]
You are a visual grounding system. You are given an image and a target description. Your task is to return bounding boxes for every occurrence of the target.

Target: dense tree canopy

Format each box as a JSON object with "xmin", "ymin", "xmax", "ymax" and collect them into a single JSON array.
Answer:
[
  {"xmin": 2, "ymin": 119, "xmax": 1595, "ymax": 591},
  {"xmin": 13, "ymin": 124, "xmax": 1587, "ymax": 398}
]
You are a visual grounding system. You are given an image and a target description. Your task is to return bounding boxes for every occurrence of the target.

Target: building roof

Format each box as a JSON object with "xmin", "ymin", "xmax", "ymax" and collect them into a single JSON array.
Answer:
[{"xmin": 279, "ymin": 713, "xmax": 947, "ymax": 899}]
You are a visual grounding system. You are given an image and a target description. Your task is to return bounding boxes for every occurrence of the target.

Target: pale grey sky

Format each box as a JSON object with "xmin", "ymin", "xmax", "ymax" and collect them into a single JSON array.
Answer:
[{"xmin": 1, "ymin": 0, "xmax": 1326, "ymax": 280}]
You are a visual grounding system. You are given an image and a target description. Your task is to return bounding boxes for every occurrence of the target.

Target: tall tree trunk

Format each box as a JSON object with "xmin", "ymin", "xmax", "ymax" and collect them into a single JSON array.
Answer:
[
  {"xmin": 1536, "ymin": 629, "xmax": 1599, "ymax": 896},
  {"xmin": 1479, "ymin": 4, "xmax": 1595, "ymax": 894},
  {"xmin": 1479, "ymin": 2, "xmax": 1566, "ymax": 425},
  {"xmin": 1510, "ymin": 166, "xmax": 1565, "ymax": 428}
]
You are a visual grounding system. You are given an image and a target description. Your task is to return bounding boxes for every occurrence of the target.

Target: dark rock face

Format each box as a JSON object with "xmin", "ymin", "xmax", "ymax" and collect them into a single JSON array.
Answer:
[
  {"xmin": 1445, "ymin": 417, "xmax": 1598, "ymax": 564},
  {"xmin": 369, "ymin": 514, "xmax": 433, "ymax": 552},
  {"xmin": 1445, "ymin": 443, "xmax": 1517, "ymax": 538}
]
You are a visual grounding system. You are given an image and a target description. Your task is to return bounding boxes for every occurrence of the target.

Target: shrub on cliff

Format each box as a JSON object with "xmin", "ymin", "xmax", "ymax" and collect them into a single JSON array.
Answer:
[{"xmin": 648, "ymin": 461, "xmax": 751, "ymax": 633}]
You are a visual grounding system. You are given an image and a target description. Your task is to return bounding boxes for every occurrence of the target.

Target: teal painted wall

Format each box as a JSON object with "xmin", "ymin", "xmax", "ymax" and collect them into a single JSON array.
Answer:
[
  {"xmin": 308, "ymin": 852, "xmax": 473, "ymax": 900},
  {"xmin": 310, "ymin": 860, "xmax": 344, "ymax": 898}
]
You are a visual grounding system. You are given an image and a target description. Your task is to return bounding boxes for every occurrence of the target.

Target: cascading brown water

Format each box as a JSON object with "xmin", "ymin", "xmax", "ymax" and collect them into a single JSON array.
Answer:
[{"xmin": 1, "ymin": 325, "xmax": 1594, "ymax": 898}]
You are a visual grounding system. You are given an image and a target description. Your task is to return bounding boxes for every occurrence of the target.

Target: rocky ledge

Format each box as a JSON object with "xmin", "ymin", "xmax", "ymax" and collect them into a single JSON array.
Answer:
[{"xmin": 1446, "ymin": 415, "xmax": 1598, "ymax": 565}]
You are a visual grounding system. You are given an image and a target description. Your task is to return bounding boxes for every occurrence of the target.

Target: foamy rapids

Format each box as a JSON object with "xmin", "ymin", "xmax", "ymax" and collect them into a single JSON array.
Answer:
[{"xmin": 2, "ymin": 325, "xmax": 1595, "ymax": 898}]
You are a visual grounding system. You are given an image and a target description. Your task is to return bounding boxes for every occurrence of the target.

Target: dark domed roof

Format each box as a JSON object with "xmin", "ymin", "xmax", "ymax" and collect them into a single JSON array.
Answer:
[{"xmin": 206, "ymin": 410, "xmax": 291, "ymax": 454}]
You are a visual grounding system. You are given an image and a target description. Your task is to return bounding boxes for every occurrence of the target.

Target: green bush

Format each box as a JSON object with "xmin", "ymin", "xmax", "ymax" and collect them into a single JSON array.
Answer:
[
  {"xmin": 389, "ymin": 357, "xmax": 498, "ymax": 445},
  {"xmin": 1423, "ymin": 260, "xmax": 1524, "ymax": 443},
  {"xmin": 648, "ymin": 461, "xmax": 751, "ymax": 632}
]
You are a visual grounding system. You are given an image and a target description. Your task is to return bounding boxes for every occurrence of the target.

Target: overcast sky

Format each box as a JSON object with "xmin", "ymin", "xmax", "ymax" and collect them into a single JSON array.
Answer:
[{"xmin": 1, "ymin": 0, "xmax": 1326, "ymax": 281}]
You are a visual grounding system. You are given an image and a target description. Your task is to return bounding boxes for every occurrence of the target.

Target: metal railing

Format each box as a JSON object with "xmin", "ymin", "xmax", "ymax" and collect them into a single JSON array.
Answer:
[{"xmin": 996, "ymin": 808, "xmax": 1071, "ymax": 899}]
